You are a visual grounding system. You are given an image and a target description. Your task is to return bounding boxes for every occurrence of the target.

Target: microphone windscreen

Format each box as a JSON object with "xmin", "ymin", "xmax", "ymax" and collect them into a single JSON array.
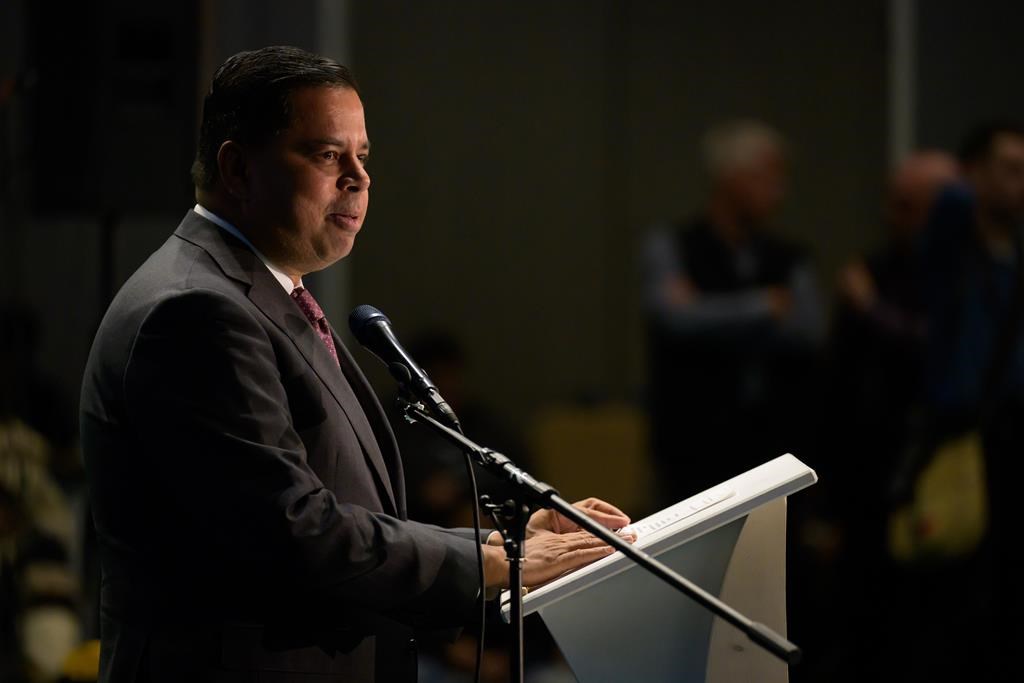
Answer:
[{"xmin": 348, "ymin": 304, "xmax": 390, "ymax": 343}]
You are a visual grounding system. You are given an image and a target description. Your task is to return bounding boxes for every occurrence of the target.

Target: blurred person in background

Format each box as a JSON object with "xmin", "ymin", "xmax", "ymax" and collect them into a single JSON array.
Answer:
[
  {"xmin": 815, "ymin": 150, "xmax": 958, "ymax": 680},
  {"xmin": 886, "ymin": 121, "xmax": 1024, "ymax": 682},
  {"xmin": 1, "ymin": 305, "xmax": 87, "ymax": 681},
  {"xmin": 829, "ymin": 150, "xmax": 959, "ymax": 544},
  {"xmin": 643, "ymin": 120, "xmax": 824, "ymax": 505},
  {"xmin": 919, "ymin": 123, "xmax": 1024, "ymax": 423},
  {"xmin": 836, "ymin": 150, "xmax": 959, "ymax": 336},
  {"xmin": 0, "ymin": 304, "xmax": 81, "ymax": 489},
  {"xmin": 0, "ymin": 420, "xmax": 81, "ymax": 681}
]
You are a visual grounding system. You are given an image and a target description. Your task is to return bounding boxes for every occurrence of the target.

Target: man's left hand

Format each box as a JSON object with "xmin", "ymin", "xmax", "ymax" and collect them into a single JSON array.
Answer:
[{"xmin": 526, "ymin": 497, "xmax": 630, "ymax": 538}]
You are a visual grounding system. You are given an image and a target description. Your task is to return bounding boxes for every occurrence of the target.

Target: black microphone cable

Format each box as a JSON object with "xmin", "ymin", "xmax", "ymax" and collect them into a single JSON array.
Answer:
[
  {"xmin": 349, "ymin": 305, "xmax": 486, "ymax": 683},
  {"xmin": 460, "ymin": 426, "xmax": 487, "ymax": 683}
]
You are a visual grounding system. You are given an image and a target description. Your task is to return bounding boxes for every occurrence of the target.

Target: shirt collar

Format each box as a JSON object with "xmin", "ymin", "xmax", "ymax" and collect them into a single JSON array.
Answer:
[{"xmin": 193, "ymin": 203, "xmax": 301, "ymax": 294}]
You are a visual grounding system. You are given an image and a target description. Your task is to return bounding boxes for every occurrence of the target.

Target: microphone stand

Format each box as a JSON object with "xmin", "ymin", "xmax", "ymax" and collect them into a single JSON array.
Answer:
[
  {"xmin": 478, "ymin": 494, "xmax": 530, "ymax": 681},
  {"xmin": 400, "ymin": 400, "xmax": 801, "ymax": 683}
]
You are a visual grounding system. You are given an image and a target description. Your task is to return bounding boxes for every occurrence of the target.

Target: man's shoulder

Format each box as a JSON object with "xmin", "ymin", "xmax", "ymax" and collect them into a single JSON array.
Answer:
[
  {"xmin": 88, "ymin": 214, "xmax": 254, "ymax": 361},
  {"xmin": 82, "ymin": 215, "xmax": 249, "ymax": 415},
  {"xmin": 113, "ymin": 227, "xmax": 241, "ymax": 316}
]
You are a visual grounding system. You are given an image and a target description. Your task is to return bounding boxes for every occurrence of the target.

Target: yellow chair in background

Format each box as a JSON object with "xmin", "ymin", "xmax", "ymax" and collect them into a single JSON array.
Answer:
[
  {"xmin": 528, "ymin": 402, "xmax": 655, "ymax": 520},
  {"xmin": 61, "ymin": 639, "xmax": 100, "ymax": 682}
]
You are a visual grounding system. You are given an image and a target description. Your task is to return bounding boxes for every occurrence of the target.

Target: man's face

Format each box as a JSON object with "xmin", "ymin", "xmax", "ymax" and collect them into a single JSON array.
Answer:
[
  {"xmin": 241, "ymin": 86, "xmax": 370, "ymax": 276},
  {"xmin": 885, "ymin": 152, "xmax": 959, "ymax": 242},
  {"xmin": 970, "ymin": 133, "xmax": 1024, "ymax": 226},
  {"xmin": 722, "ymin": 147, "xmax": 788, "ymax": 225}
]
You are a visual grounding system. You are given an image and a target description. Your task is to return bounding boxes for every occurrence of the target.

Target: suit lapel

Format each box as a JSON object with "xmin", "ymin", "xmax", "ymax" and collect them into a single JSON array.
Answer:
[
  {"xmin": 331, "ymin": 329, "xmax": 407, "ymax": 519},
  {"xmin": 174, "ymin": 211, "xmax": 398, "ymax": 515},
  {"xmin": 247, "ymin": 276, "xmax": 398, "ymax": 515}
]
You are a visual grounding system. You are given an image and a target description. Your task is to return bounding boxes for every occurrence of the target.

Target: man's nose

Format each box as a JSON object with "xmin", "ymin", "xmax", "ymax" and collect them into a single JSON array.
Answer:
[{"xmin": 340, "ymin": 159, "xmax": 370, "ymax": 192}]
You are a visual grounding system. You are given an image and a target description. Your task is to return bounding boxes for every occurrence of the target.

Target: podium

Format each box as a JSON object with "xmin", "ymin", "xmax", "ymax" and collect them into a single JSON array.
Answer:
[{"xmin": 500, "ymin": 454, "xmax": 817, "ymax": 683}]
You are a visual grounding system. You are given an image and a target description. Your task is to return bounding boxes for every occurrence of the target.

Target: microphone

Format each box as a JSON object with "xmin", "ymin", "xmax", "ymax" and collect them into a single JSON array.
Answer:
[{"xmin": 348, "ymin": 305, "xmax": 461, "ymax": 430}]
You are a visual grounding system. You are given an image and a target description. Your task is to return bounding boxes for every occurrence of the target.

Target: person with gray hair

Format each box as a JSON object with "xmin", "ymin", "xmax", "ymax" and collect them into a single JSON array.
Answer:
[
  {"xmin": 701, "ymin": 119, "xmax": 787, "ymax": 181},
  {"xmin": 643, "ymin": 119, "xmax": 823, "ymax": 504}
]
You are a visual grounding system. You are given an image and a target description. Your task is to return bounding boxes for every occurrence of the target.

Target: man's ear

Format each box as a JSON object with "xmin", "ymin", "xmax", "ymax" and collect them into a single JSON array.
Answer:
[{"xmin": 217, "ymin": 140, "xmax": 249, "ymax": 200}]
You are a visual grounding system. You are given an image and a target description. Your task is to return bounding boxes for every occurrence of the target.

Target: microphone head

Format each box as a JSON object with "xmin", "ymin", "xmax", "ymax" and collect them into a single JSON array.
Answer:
[{"xmin": 348, "ymin": 304, "xmax": 391, "ymax": 344}]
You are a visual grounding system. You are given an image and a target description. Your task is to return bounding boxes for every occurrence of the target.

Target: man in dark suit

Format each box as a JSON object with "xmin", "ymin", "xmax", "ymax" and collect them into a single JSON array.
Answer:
[{"xmin": 80, "ymin": 46, "xmax": 628, "ymax": 682}]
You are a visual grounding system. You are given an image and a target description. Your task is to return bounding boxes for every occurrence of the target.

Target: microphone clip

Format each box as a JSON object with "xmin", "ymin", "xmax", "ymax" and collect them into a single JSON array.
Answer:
[{"xmin": 396, "ymin": 391, "xmax": 426, "ymax": 425}]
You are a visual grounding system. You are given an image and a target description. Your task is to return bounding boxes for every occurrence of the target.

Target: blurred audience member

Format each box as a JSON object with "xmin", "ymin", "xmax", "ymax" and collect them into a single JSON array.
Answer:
[
  {"xmin": 0, "ymin": 304, "xmax": 80, "ymax": 487},
  {"xmin": 887, "ymin": 121, "xmax": 1024, "ymax": 682},
  {"xmin": 0, "ymin": 304, "xmax": 86, "ymax": 681},
  {"xmin": 838, "ymin": 150, "xmax": 959, "ymax": 322},
  {"xmin": 815, "ymin": 150, "xmax": 958, "ymax": 681},
  {"xmin": 830, "ymin": 150, "xmax": 959, "ymax": 520},
  {"xmin": 643, "ymin": 120, "xmax": 824, "ymax": 504},
  {"xmin": 1, "ymin": 419, "xmax": 81, "ymax": 682},
  {"xmin": 920, "ymin": 122, "xmax": 1024, "ymax": 420}
]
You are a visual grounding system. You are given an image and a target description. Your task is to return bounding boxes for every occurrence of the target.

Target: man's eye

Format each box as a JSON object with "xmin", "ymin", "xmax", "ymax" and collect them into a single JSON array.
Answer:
[
  {"xmin": 320, "ymin": 151, "xmax": 339, "ymax": 161},
  {"xmin": 357, "ymin": 155, "xmax": 369, "ymax": 166}
]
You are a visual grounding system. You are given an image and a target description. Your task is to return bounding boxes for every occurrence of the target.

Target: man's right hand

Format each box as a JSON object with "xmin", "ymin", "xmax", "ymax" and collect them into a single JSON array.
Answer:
[{"xmin": 482, "ymin": 530, "xmax": 633, "ymax": 592}]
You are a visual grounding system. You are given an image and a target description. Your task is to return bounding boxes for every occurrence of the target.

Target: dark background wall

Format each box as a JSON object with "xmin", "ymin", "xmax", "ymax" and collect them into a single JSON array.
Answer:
[
  {"xmin": 350, "ymin": 0, "xmax": 887, "ymax": 426},
  {"xmin": 1, "ymin": 0, "xmax": 1021, "ymax": 435},
  {"xmin": 915, "ymin": 0, "xmax": 1024, "ymax": 150}
]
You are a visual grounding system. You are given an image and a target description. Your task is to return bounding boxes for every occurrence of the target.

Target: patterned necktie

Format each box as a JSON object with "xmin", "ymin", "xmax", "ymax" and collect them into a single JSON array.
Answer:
[{"xmin": 291, "ymin": 286, "xmax": 340, "ymax": 366}]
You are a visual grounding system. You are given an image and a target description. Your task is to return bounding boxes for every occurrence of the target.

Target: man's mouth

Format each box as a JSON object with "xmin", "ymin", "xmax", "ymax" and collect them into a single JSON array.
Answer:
[{"xmin": 329, "ymin": 212, "xmax": 361, "ymax": 229}]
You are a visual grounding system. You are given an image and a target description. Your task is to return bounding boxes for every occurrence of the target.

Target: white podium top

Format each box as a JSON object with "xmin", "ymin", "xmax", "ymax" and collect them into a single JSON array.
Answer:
[{"xmin": 501, "ymin": 453, "xmax": 817, "ymax": 620}]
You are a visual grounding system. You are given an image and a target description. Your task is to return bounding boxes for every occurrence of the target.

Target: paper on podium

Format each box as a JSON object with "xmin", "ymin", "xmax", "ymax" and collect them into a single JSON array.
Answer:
[{"xmin": 498, "ymin": 454, "xmax": 817, "ymax": 683}]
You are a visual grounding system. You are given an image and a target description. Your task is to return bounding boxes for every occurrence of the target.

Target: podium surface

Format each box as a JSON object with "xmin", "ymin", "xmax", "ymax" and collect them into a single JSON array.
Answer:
[{"xmin": 501, "ymin": 454, "xmax": 817, "ymax": 683}]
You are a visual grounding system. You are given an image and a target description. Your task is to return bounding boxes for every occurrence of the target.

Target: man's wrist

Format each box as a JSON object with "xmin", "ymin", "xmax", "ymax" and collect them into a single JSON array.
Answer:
[{"xmin": 481, "ymin": 543, "xmax": 509, "ymax": 594}]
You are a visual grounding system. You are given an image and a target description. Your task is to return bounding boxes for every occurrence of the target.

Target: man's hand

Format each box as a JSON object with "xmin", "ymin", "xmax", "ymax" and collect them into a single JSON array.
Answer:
[
  {"xmin": 482, "ymin": 529, "xmax": 634, "ymax": 592},
  {"xmin": 526, "ymin": 497, "xmax": 630, "ymax": 538},
  {"xmin": 837, "ymin": 260, "xmax": 877, "ymax": 312},
  {"xmin": 663, "ymin": 275, "xmax": 698, "ymax": 307},
  {"xmin": 481, "ymin": 497, "xmax": 634, "ymax": 595}
]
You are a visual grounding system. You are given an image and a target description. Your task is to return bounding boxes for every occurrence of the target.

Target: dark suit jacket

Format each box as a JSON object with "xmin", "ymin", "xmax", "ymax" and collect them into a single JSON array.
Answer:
[{"xmin": 80, "ymin": 210, "xmax": 480, "ymax": 682}]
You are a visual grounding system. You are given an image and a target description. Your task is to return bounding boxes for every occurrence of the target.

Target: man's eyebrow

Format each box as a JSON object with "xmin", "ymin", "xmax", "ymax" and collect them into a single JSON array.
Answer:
[{"xmin": 307, "ymin": 138, "xmax": 371, "ymax": 152}]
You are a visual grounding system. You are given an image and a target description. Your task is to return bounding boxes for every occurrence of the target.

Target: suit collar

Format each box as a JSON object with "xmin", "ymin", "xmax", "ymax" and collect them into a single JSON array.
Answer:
[
  {"xmin": 191, "ymin": 204, "xmax": 298, "ymax": 293},
  {"xmin": 174, "ymin": 211, "xmax": 399, "ymax": 514},
  {"xmin": 174, "ymin": 209, "xmax": 255, "ymax": 287}
]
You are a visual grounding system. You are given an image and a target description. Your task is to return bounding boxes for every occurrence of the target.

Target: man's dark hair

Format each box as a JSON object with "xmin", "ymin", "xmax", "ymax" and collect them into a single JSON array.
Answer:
[
  {"xmin": 191, "ymin": 45, "xmax": 359, "ymax": 190},
  {"xmin": 958, "ymin": 120, "xmax": 1024, "ymax": 166}
]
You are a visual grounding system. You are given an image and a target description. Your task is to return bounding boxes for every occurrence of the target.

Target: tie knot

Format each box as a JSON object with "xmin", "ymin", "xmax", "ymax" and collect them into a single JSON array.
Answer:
[{"xmin": 291, "ymin": 286, "xmax": 325, "ymax": 324}]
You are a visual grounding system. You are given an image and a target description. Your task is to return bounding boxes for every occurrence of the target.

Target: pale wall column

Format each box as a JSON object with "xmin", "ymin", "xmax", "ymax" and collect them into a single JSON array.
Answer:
[{"xmin": 888, "ymin": 0, "xmax": 916, "ymax": 165}]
